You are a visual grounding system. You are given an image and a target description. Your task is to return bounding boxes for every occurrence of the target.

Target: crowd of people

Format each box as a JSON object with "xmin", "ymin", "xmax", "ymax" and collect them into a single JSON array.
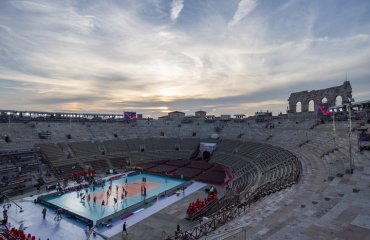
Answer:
[
  {"xmin": 0, "ymin": 170, "xmax": 153, "ymax": 239},
  {"xmin": 6, "ymin": 227, "xmax": 40, "ymax": 240},
  {"xmin": 72, "ymin": 175, "xmax": 130, "ymax": 208},
  {"xmin": 186, "ymin": 187, "xmax": 217, "ymax": 217}
]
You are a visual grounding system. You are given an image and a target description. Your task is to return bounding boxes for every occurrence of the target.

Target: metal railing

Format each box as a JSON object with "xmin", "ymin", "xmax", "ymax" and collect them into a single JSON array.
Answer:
[{"xmin": 166, "ymin": 163, "xmax": 301, "ymax": 240}]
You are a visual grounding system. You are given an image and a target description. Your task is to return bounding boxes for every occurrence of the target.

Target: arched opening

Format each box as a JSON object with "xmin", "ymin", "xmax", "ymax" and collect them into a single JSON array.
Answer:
[
  {"xmin": 321, "ymin": 97, "xmax": 328, "ymax": 104},
  {"xmin": 203, "ymin": 151, "xmax": 211, "ymax": 161},
  {"xmin": 296, "ymin": 102, "xmax": 302, "ymax": 113},
  {"xmin": 308, "ymin": 100, "xmax": 315, "ymax": 112},
  {"xmin": 335, "ymin": 96, "xmax": 342, "ymax": 106}
]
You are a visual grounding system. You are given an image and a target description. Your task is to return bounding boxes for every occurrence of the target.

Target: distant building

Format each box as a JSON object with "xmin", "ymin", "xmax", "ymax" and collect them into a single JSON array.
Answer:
[
  {"xmin": 234, "ymin": 114, "xmax": 245, "ymax": 119},
  {"xmin": 234, "ymin": 114, "xmax": 246, "ymax": 122},
  {"xmin": 195, "ymin": 111, "xmax": 206, "ymax": 118},
  {"xmin": 158, "ymin": 115, "xmax": 169, "ymax": 120},
  {"xmin": 255, "ymin": 111, "xmax": 272, "ymax": 122},
  {"xmin": 181, "ymin": 116, "xmax": 193, "ymax": 124},
  {"xmin": 168, "ymin": 111, "xmax": 185, "ymax": 119},
  {"xmin": 220, "ymin": 114, "xmax": 231, "ymax": 121},
  {"xmin": 205, "ymin": 115, "xmax": 216, "ymax": 123}
]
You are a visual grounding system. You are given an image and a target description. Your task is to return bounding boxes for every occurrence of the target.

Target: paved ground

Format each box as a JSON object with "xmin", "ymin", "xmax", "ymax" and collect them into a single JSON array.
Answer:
[{"xmin": 109, "ymin": 186, "xmax": 208, "ymax": 240}]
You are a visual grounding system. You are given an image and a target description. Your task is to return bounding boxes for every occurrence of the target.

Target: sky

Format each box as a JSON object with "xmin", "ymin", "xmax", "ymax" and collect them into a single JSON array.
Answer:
[{"xmin": 0, "ymin": 0, "xmax": 370, "ymax": 118}]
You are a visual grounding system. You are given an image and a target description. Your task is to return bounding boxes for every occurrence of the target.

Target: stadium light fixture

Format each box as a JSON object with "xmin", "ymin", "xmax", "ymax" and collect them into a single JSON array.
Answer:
[
  {"xmin": 347, "ymin": 98, "xmax": 354, "ymax": 174},
  {"xmin": 330, "ymin": 107, "xmax": 336, "ymax": 147}
]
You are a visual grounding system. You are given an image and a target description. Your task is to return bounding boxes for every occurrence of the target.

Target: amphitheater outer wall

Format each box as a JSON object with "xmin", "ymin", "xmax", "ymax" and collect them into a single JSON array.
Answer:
[{"xmin": 288, "ymin": 81, "xmax": 352, "ymax": 113}]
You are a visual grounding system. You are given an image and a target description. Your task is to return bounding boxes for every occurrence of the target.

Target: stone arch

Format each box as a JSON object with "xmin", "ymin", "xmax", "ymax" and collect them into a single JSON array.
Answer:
[
  {"xmin": 301, "ymin": 98, "xmax": 309, "ymax": 112},
  {"xmin": 308, "ymin": 100, "xmax": 315, "ymax": 112},
  {"xmin": 287, "ymin": 81, "xmax": 352, "ymax": 113},
  {"xmin": 296, "ymin": 102, "xmax": 302, "ymax": 113},
  {"xmin": 335, "ymin": 95, "xmax": 343, "ymax": 106}
]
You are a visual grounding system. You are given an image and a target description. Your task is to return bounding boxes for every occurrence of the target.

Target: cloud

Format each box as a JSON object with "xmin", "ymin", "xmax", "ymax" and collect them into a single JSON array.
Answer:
[
  {"xmin": 0, "ymin": 0, "xmax": 370, "ymax": 117},
  {"xmin": 9, "ymin": 0, "xmax": 56, "ymax": 13},
  {"xmin": 228, "ymin": 0, "xmax": 258, "ymax": 28},
  {"xmin": 170, "ymin": 0, "xmax": 184, "ymax": 22}
]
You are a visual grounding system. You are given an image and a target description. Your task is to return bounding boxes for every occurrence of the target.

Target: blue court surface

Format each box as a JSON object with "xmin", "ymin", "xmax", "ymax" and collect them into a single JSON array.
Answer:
[{"xmin": 41, "ymin": 173, "xmax": 186, "ymax": 224}]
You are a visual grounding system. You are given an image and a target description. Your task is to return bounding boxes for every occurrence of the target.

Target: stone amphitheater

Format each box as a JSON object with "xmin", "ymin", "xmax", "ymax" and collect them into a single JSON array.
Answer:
[
  {"xmin": 0, "ymin": 82, "xmax": 368, "ymax": 240},
  {"xmin": 0, "ymin": 114, "xmax": 369, "ymax": 240}
]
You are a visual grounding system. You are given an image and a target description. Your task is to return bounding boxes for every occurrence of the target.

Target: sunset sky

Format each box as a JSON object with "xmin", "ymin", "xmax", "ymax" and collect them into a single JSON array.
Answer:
[{"xmin": 1, "ymin": 0, "xmax": 370, "ymax": 118}]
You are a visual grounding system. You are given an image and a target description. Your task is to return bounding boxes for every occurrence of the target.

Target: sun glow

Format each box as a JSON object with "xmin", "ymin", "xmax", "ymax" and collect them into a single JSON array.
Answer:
[{"xmin": 159, "ymin": 87, "xmax": 178, "ymax": 97}]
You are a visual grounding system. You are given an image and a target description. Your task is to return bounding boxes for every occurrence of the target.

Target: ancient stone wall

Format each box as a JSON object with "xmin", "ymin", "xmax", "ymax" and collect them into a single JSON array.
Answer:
[{"xmin": 288, "ymin": 81, "xmax": 352, "ymax": 113}]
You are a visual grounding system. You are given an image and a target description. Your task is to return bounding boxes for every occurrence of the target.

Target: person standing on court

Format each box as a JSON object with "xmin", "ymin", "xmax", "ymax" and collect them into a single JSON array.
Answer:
[
  {"xmin": 122, "ymin": 222, "xmax": 128, "ymax": 235},
  {"xmin": 42, "ymin": 208, "xmax": 47, "ymax": 220}
]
